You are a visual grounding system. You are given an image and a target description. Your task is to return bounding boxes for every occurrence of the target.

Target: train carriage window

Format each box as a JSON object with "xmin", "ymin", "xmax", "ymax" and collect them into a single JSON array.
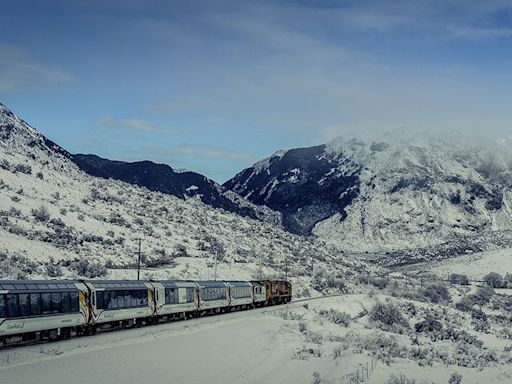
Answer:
[
  {"xmin": 30, "ymin": 293, "xmax": 41, "ymax": 315},
  {"xmin": 128, "ymin": 291, "xmax": 137, "ymax": 308},
  {"xmin": 51, "ymin": 292, "xmax": 62, "ymax": 313},
  {"xmin": 6, "ymin": 294, "xmax": 19, "ymax": 318},
  {"xmin": 41, "ymin": 293, "xmax": 52, "ymax": 314},
  {"xmin": 135, "ymin": 290, "xmax": 143, "ymax": 306},
  {"xmin": 103, "ymin": 290, "xmax": 111, "ymax": 309},
  {"xmin": 62, "ymin": 292, "xmax": 71, "ymax": 313},
  {"xmin": 110, "ymin": 291, "xmax": 118, "ymax": 309},
  {"xmin": 142, "ymin": 290, "xmax": 148, "ymax": 306},
  {"xmin": 0, "ymin": 295, "xmax": 6, "ymax": 317},
  {"xmin": 19, "ymin": 293, "xmax": 30, "ymax": 316},
  {"xmin": 186, "ymin": 288, "xmax": 194, "ymax": 303},
  {"xmin": 96, "ymin": 291, "xmax": 104, "ymax": 310},
  {"xmin": 117, "ymin": 291, "xmax": 125, "ymax": 308},
  {"xmin": 70, "ymin": 292, "xmax": 79, "ymax": 313},
  {"xmin": 165, "ymin": 288, "xmax": 178, "ymax": 304}
]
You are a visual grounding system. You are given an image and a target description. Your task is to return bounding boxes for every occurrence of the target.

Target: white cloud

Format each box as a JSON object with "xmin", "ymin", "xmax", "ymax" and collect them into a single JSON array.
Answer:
[
  {"xmin": 100, "ymin": 116, "xmax": 189, "ymax": 136},
  {"xmin": 144, "ymin": 144, "xmax": 253, "ymax": 162},
  {"xmin": 0, "ymin": 46, "xmax": 74, "ymax": 92}
]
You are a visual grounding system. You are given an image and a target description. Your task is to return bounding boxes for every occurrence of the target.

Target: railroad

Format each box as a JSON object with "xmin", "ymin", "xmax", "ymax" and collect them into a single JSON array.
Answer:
[{"xmin": 0, "ymin": 278, "xmax": 292, "ymax": 349}]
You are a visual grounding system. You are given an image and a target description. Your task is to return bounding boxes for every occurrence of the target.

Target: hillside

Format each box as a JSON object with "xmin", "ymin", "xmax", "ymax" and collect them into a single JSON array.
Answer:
[
  {"xmin": 0, "ymin": 101, "xmax": 369, "ymax": 295},
  {"xmin": 225, "ymin": 132, "xmax": 512, "ymax": 257},
  {"xmin": 71, "ymin": 154, "xmax": 280, "ymax": 225}
]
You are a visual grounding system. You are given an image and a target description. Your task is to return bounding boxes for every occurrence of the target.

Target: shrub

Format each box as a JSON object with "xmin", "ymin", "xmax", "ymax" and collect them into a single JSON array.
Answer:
[
  {"xmin": 146, "ymin": 249, "xmax": 175, "ymax": 268},
  {"xmin": 45, "ymin": 261, "xmax": 63, "ymax": 277},
  {"xmin": 14, "ymin": 163, "xmax": 32, "ymax": 174},
  {"xmin": 483, "ymin": 272, "xmax": 503, "ymax": 288},
  {"xmin": 173, "ymin": 243, "xmax": 188, "ymax": 258},
  {"xmin": 319, "ymin": 308, "xmax": 351, "ymax": 327},
  {"xmin": 108, "ymin": 212, "xmax": 130, "ymax": 227},
  {"xmin": 70, "ymin": 259, "xmax": 107, "ymax": 278},
  {"xmin": 414, "ymin": 313, "xmax": 443, "ymax": 334},
  {"xmin": 31, "ymin": 205, "xmax": 50, "ymax": 222},
  {"xmin": 422, "ymin": 284, "xmax": 451, "ymax": 304},
  {"xmin": 36, "ymin": 171, "xmax": 44, "ymax": 180},
  {"xmin": 449, "ymin": 273, "xmax": 469, "ymax": 285},
  {"xmin": 60, "ymin": 208, "xmax": 67, "ymax": 216},
  {"xmin": 386, "ymin": 374, "xmax": 416, "ymax": 384},
  {"xmin": 456, "ymin": 286, "xmax": 493, "ymax": 312},
  {"xmin": 449, "ymin": 372, "xmax": 462, "ymax": 384},
  {"xmin": 369, "ymin": 301, "xmax": 409, "ymax": 332}
]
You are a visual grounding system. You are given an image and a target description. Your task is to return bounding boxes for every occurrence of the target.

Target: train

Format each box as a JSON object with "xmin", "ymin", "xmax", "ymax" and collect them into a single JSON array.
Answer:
[{"xmin": 0, "ymin": 279, "xmax": 292, "ymax": 347}]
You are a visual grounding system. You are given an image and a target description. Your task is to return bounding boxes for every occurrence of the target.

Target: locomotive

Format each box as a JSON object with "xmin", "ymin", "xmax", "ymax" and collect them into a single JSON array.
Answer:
[{"xmin": 0, "ymin": 279, "xmax": 292, "ymax": 347}]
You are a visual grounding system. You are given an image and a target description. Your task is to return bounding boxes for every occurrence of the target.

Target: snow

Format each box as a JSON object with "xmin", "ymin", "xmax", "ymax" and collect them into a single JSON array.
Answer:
[
  {"xmin": 417, "ymin": 247, "xmax": 512, "ymax": 280},
  {"xmin": 2, "ymin": 295, "xmax": 512, "ymax": 384}
]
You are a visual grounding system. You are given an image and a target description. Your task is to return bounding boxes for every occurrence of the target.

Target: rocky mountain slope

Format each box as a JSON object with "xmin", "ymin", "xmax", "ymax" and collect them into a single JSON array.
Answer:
[
  {"xmin": 71, "ymin": 153, "xmax": 280, "ymax": 224},
  {"xmin": 225, "ymin": 132, "xmax": 512, "ymax": 254},
  {"xmin": 0, "ymin": 101, "xmax": 370, "ymax": 292}
]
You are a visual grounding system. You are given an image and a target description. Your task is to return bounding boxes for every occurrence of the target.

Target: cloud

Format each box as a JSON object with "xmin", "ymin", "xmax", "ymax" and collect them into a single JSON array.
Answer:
[
  {"xmin": 451, "ymin": 27, "xmax": 512, "ymax": 40},
  {"xmin": 100, "ymin": 116, "xmax": 190, "ymax": 136},
  {"xmin": 144, "ymin": 144, "xmax": 253, "ymax": 162},
  {"xmin": 0, "ymin": 45, "xmax": 74, "ymax": 92}
]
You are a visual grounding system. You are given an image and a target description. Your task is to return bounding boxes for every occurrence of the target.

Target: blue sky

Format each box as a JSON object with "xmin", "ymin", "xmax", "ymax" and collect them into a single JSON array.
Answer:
[{"xmin": 1, "ymin": 0, "xmax": 512, "ymax": 182}]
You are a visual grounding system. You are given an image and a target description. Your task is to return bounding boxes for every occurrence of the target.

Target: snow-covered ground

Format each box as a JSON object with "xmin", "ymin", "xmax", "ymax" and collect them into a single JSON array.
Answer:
[
  {"xmin": 2, "ymin": 296, "xmax": 511, "ymax": 384},
  {"xmin": 405, "ymin": 248, "xmax": 512, "ymax": 280}
]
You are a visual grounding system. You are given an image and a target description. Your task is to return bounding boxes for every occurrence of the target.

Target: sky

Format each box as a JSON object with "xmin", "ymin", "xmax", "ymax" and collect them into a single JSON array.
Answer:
[{"xmin": 1, "ymin": 0, "xmax": 512, "ymax": 182}]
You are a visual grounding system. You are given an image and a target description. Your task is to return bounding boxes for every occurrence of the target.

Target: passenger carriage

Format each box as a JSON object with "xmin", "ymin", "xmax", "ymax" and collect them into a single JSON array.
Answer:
[
  {"xmin": 152, "ymin": 280, "xmax": 198, "ymax": 319},
  {"xmin": 85, "ymin": 280, "xmax": 154, "ymax": 327},
  {"xmin": 0, "ymin": 280, "xmax": 88, "ymax": 342},
  {"xmin": 226, "ymin": 281, "xmax": 253, "ymax": 308},
  {"xmin": 196, "ymin": 280, "xmax": 229, "ymax": 313}
]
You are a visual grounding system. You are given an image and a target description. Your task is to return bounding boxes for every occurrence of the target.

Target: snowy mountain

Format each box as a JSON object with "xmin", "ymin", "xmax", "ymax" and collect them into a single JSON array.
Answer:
[
  {"xmin": 225, "ymin": 131, "xmax": 512, "ymax": 254},
  {"xmin": 0, "ymin": 101, "xmax": 369, "ymax": 290},
  {"xmin": 72, "ymin": 154, "xmax": 280, "ymax": 224}
]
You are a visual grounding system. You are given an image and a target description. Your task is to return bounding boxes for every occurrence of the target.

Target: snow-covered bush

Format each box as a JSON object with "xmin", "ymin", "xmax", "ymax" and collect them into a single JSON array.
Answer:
[
  {"xmin": 414, "ymin": 313, "xmax": 443, "ymax": 334},
  {"xmin": 14, "ymin": 163, "xmax": 32, "ymax": 174},
  {"xmin": 70, "ymin": 259, "xmax": 108, "ymax": 278},
  {"xmin": 449, "ymin": 273, "xmax": 469, "ymax": 285},
  {"xmin": 319, "ymin": 308, "xmax": 351, "ymax": 327},
  {"xmin": 369, "ymin": 301, "xmax": 410, "ymax": 333},
  {"xmin": 45, "ymin": 259, "xmax": 63, "ymax": 277},
  {"xmin": 386, "ymin": 374, "xmax": 416, "ymax": 384},
  {"xmin": 31, "ymin": 205, "xmax": 50, "ymax": 222},
  {"xmin": 456, "ymin": 287, "xmax": 493, "ymax": 311},
  {"xmin": 146, "ymin": 248, "xmax": 175, "ymax": 268},
  {"xmin": 418, "ymin": 283, "xmax": 452, "ymax": 304},
  {"xmin": 483, "ymin": 272, "xmax": 504, "ymax": 288},
  {"xmin": 448, "ymin": 372, "xmax": 462, "ymax": 384}
]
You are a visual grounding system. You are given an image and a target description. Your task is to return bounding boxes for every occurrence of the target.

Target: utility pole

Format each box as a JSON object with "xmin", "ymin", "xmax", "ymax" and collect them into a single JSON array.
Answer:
[
  {"xmin": 137, "ymin": 238, "xmax": 142, "ymax": 281},
  {"xmin": 258, "ymin": 251, "xmax": 263, "ymax": 280},
  {"xmin": 285, "ymin": 253, "xmax": 289, "ymax": 281},
  {"xmin": 214, "ymin": 249, "xmax": 218, "ymax": 281}
]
